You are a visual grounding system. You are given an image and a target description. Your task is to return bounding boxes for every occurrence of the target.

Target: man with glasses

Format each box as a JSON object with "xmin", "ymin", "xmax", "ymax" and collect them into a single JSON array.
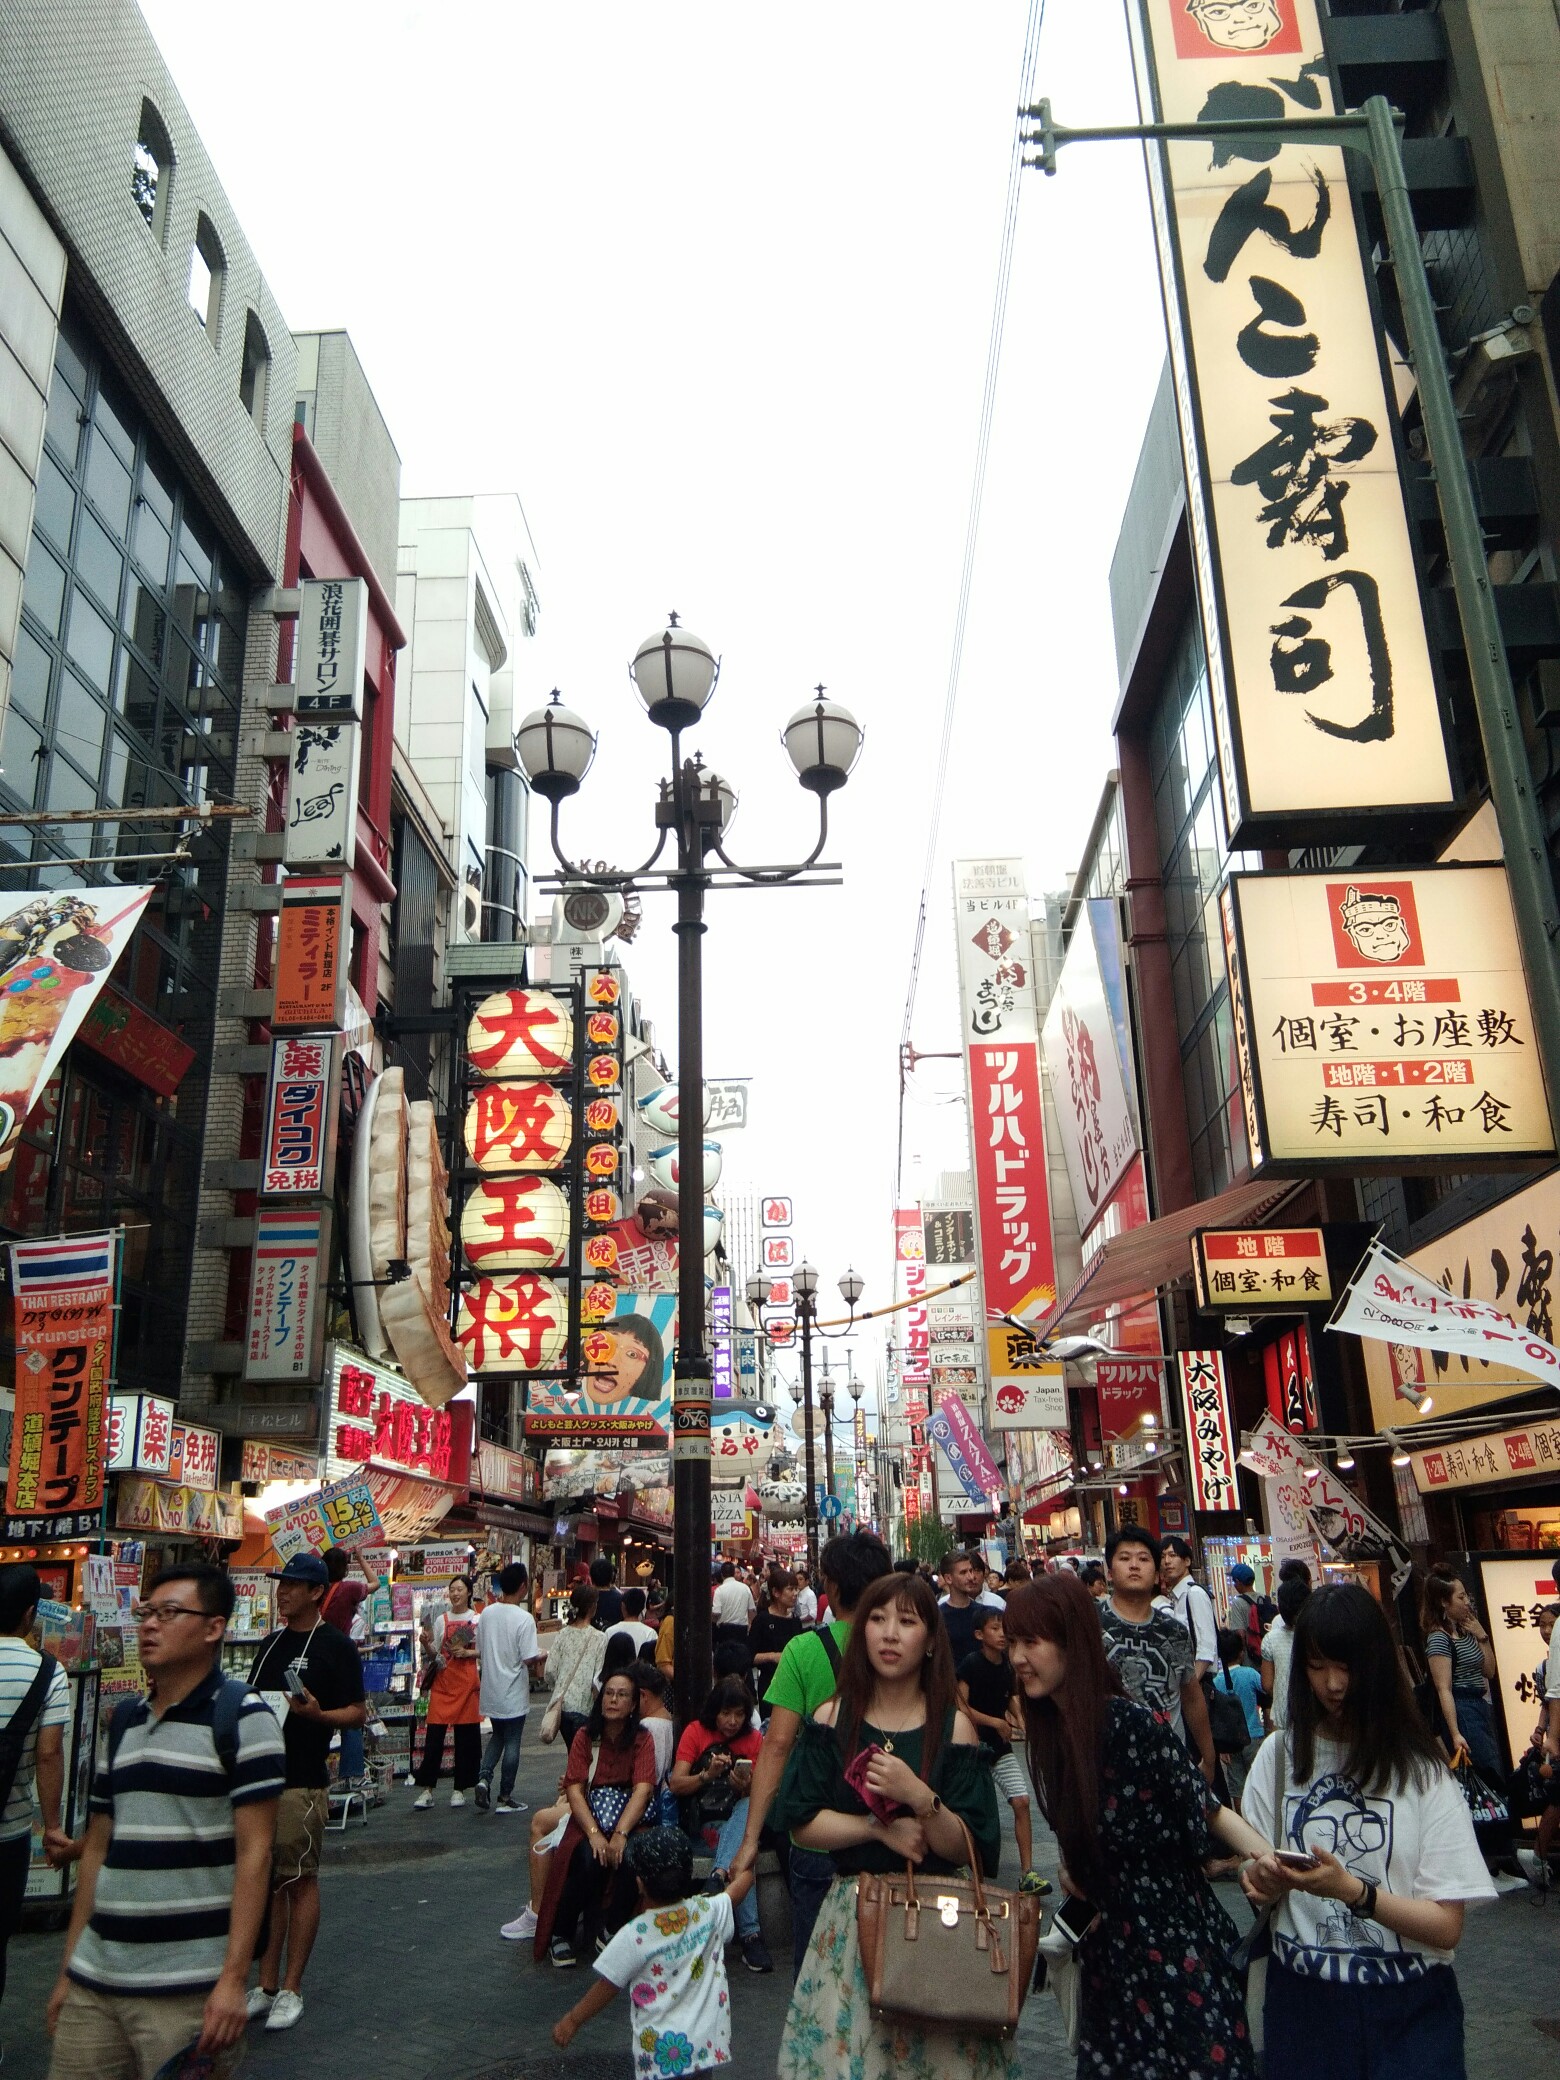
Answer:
[{"xmin": 45, "ymin": 1564, "xmax": 283, "ymax": 2080}]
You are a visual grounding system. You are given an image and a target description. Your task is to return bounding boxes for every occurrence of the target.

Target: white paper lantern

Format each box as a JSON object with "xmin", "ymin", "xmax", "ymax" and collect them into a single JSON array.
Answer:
[
  {"xmin": 456, "ymin": 1275, "xmax": 568, "ymax": 1373},
  {"xmin": 464, "ymin": 1080, "xmax": 573, "ymax": 1173},
  {"xmin": 459, "ymin": 1176, "xmax": 569, "ymax": 1271},
  {"xmin": 466, "ymin": 989, "xmax": 573, "ymax": 1078}
]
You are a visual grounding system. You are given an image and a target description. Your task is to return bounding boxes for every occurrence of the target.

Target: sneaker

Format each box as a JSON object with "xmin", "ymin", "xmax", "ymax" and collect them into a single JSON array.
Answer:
[
  {"xmin": 549, "ymin": 1938, "xmax": 578, "ymax": 1968},
  {"xmin": 404, "ymin": 1773, "xmax": 417, "ymax": 1787},
  {"xmin": 265, "ymin": 1991, "xmax": 304, "ymax": 2032},
  {"xmin": 413, "ymin": 1790, "xmax": 433, "ymax": 1810},
  {"xmin": 450, "ymin": 1791, "xmax": 466, "ymax": 1808},
  {"xmin": 1018, "ymin": 1870, "xmax": 1054, "ymax": 1897},
  {"xmin": 246, "ymin": 1986, "xmax": 278, "ymax": 2020},
  {"xmin": 501, "ymin": 1907, "xmax": 540, "ymax": 1941},
  {"xmin": 475, "ymin": 1780, "xmax": 491, "ymax": 1812},
  {"xmin": 740, "ymin": 1933, "xmax": 773, "ymax": 1974},
  {"xmin": 496, "ymin": 1796, "xmax": 527, "ymax": 1814},
  {"xmin": 1490, "ymin": 1869, "xmax": 1529, "ymax": 1894},
  {"xmin": 1516, "ymin": 1848, "xmax": 1550, "ymax": 1890}
]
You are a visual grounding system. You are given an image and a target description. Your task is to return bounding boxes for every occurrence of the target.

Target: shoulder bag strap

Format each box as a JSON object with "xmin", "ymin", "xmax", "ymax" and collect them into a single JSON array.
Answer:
[{"xmin": 818, "ymin": 1625, "xmax": 842, "ymax": 1676}]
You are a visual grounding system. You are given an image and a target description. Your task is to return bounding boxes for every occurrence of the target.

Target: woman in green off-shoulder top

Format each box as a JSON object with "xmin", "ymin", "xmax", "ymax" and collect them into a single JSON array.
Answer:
[{"xmin": 772, "ymin": 1572, "xmax": 1015, "ymax": 2080}]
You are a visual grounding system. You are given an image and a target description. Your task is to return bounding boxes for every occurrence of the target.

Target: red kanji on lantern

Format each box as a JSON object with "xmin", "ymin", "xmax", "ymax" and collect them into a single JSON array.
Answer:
[
  {"xmin": 467, "ymin": 990, "xmax": 571, "ymax": 1076},
  {"xmin": 586, "ymin": 1011, "xmax": 619, "ymax": 1046}
]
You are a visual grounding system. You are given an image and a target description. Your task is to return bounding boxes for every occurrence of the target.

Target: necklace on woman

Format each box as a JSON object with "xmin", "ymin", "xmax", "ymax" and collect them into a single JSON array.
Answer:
[{"xmin": 871, "ymin": 1694, "xmax": 924, "ymax": 1755}]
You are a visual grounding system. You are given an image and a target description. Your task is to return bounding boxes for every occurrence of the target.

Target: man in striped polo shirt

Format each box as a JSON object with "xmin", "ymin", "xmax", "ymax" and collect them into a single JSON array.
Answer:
[{"xmin": 45, "ymin": 1564, "xmax": 284, "ymax": 2079}]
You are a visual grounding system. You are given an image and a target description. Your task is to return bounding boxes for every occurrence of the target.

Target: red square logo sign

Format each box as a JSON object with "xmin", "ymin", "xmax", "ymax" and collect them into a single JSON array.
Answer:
[
  {"xmin": 1325, "ymin": 880, "xmax": 1425, "ymax": 970},
  {"xmin": 1171, "ymin": 0, "xmax": 1303, "ymax": 60}
]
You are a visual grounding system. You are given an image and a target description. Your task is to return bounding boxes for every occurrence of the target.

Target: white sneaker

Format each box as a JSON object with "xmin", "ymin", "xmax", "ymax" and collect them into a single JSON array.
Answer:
[
  {"xmin": 404, "ymin": 1773, "xmax": 417, "ymax": 1787},
  {"xmin": 265, "ymin": 1991, "xmax": 304, "ymax": 2032},
  {"xmin": 450, "ymin": 1790, "xmax": 466, "ymax": 1808},
  {"xmin": 501, "ymin": 1907, "xmax": 540, "ymax": 1941},
  {"xmin": 246, "ymin": 1986, "xmax": 277, "ymax": 2020},
  {"xmin": 1516, "ymin": 1847, "xmax": 1549, "ymax": 1889},
  {"xmin": 413, "ymin": 1790, "xmax": 433, "ymax": 1810}
]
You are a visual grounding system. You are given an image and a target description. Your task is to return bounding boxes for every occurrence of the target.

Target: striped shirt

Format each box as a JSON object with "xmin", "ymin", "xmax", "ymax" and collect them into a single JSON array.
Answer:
[
  {"xmin": 69, "ymin": 1668, "xmax": 285, "ymax": 1996},
  {"xmin": 0, "ymin": 1636, "xmax": 70, "ymax": 1842}
]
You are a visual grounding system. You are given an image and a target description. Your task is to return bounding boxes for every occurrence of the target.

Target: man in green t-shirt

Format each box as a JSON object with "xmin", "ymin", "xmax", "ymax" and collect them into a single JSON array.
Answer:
[{"xmin": 728, "ymin": 1530, "xmax": 891, "ymax": 1977}]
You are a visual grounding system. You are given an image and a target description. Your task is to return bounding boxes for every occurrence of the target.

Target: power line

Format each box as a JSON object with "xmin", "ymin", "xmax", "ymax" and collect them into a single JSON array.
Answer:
[{"xmin": 895, "ymin": 0, "xmax": 1048, "ymax": 1206}]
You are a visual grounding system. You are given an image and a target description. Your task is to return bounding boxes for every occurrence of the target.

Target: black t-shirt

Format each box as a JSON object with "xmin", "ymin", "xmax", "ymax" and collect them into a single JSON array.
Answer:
[
  {"xmin": 250, "ymin": 1620, "xmax": 366, "ymax": 1789},
  {"xmin": 593, "ymin": 1588, "xmax": 624, "ymax": 1631},
  {"xmin": 957, "ymin": 1647, "xmax": 1016, "ymax": 1756},
  {"xmin": 748, "ymin": 1610, "xmax": 802, "ymax": 1697},
  {"xmin": 940, "ymin": 1597, "xmax": 983, "ymax": 1671}
]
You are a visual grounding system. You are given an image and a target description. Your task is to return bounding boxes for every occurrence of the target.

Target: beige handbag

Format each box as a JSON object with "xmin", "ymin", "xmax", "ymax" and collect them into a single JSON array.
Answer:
[{"xmin": 855, "ymin": 1814, "xmax": 1041, "ymax": 2040}]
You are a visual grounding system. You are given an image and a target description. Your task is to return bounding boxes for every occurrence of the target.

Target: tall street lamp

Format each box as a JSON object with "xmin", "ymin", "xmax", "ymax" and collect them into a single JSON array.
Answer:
[
  {"xmin": 794, "ymin": 1263, "xmax": 865, "ymax": 1577},
  {"xmin": 518, "ymin": 620, "xmax": 862, "ymax": 1728}
]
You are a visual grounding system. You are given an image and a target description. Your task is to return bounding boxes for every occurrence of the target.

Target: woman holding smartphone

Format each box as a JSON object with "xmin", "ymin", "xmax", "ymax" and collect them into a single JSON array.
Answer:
[
  {"xmin": 772, "ymin": 1571, "xmax": 1012, "ymax": 2080},
  {"xmin": 1004, "ymin": 1572, "xmax": 1264, "ymax": 2080},
  {"xmin": 1242, "ymin": 1583, "xmax": 1494, "ymax": 2080}
]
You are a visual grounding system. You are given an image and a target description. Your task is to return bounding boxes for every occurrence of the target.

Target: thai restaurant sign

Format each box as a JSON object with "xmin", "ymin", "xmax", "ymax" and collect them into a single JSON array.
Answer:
[
  {"xmin": 1126, "ymin": 0, "xmax": 1453, "ymax": 845},
  {"xmin": 1358, "ymin": 1169, "xmax": 1560, "ymax": 1431},
  {"xmin": 244, "ymin": 1206, "xmax": 331, "ymax": 1383},
  {"xmin": 1192, "ymin": 1227, "xmax": 1331, "ymax": 1310},
  {"xmin": 953, "ymin": 861, "xmax": 1058, "ymax": 1409},
  {"xmin": 1220, "ymin": 867, "xmax": 1552, "ymax": 1174},
  {"xmin": 1041, "ymin": 900, "xmax": 1138, "ymax": 1237},
  {"xmin": 5, "ymin": 1234, "xmax": 117, "ymax": 1520},
  {"xmin": 272, "ymin": 875, "xmax": 349, "ymax": 1032}
]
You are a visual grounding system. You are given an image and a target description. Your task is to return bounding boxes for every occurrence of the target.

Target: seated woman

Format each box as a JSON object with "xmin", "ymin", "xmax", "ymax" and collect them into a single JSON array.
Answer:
[
  {"xmin": 532, "ymin": 1669, "xmax": 656, "ymax": 1968},
  {"xmin": 670, "ymin": 1676, "xmax": 771, "ymax": 1974},
  {"xmin": 629, "ymin": 1662, "xmax": 678, "ymax": 1817},
  {"xmin": 773, "ymin": 1571, "xmax": 1012, "ymax": 2080}
]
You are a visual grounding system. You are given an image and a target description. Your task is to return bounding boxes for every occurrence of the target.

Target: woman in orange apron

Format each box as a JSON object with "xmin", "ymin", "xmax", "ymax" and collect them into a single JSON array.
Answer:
[{"xmin": 413, "ymin": 1575, "xmax": 482, "ymax": 1808}]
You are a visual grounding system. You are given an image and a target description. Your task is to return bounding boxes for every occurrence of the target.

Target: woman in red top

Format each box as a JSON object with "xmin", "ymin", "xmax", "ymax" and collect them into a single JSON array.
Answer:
[
  {"xmin": 670, "ymin": 1678, "xmax": 771, "ymax": 1971},
  {"xmin": 534, "ymin": 1670, "xmax": 656, "ymax": 1967}
]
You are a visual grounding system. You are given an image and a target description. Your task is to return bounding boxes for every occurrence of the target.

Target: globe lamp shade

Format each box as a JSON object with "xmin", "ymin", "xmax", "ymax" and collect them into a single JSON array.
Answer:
[
  {"xmin": 631, "ymin": 624, "xmax": 719, "ymax": 731},
  {"xmin": 516, "ymin": 693, "xmax": 595, "ymax": 801},
  {"xmin": 783, "ymin": 696, "xmax": 862, "ymax": 796}
]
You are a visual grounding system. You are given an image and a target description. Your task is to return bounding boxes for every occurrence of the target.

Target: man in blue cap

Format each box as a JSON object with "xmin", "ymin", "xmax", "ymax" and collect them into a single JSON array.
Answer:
[
  {"xmin": 246, "ymin": 1553, "xmax": 366, "ymax": 2034},
  {"xmin": 1226, "ymin": 1563, "xmax": 1260, "ymax": 1659}
]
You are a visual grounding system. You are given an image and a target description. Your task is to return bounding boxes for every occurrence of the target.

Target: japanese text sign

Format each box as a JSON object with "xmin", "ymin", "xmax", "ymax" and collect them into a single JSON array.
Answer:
[
  {"xmin": 1128, "ymin": 0, "xmax": 1452, "ymax": 843},
  {"xmin": 894, "ymin": 1210, "xmax": 929, "ymax": 1388},
  {"xmin": 1041, "ymin": 901, "xmax": 1138, "ymax": 1234},
  {"xmin": 986, "ymin": 1355, "xmax": 1067, "ymax": 1431},
  {"xmin": 1095, "ymin": 1357, "xmax": 1164, "ymax": 1437},
  {"xmin": 1242, "ymin": 1411, "xmax": 1412, "ymax": 1594},
  {"xmin": 1410, "ymin": 1418, "xmax": 1560, "ymax": 1496},
  {"xmin": 1222, "ymin": 867, "xmax": 1552, "ymax": 1172},
  {"xmin": 954, "ymin": 862, "xmax": 1057, "ymax": 1325},
  {"xmin": 325, "ymin": 1349, "xmax": 474, "ymax": 1488},
  {"xmin": 106, "ymin": 1391, "xmax": 175, "ymax": 1476},
  {"xmin": 261, "ymin": 1033, "xmax": 342, "ymax": 1197},
  {"xmin": 1358, "ymin": 1170, "xmax": 1560, "ymax": 1430},
  {"xmin": 294, "ymin": 578, "xmax": 367, "ymax": 719},
  {"xmin": 1474, "ymin": 1557, "xmax": 1560, "ymax": 1775},
  {"xmin": 1193, "ymin": 1227, "xmax": 1330, "ymax": 1310},
  {"xmin": 1334, "ymin": 1238, "xmax": 1560, "ymax": 1400},
  {"xmin": 1176, "ymin": 1349, "xmax": 1240, "ymax": 1511},
  {"xmin": 6, "ymin": 1233, "xmax": 116, "ymax": 1518},
  {"xmin": 927, "ymin": 1396, "xmax": 1001, "ymax": 1507},
  {"xmin": 266, "ymin": 1474, "xmax": 383, "ymax": 1563},
  {"xmin": 244, "ymin": 1207, "xmax": 330, "ymax": 1383},
  {"xmin": 272, "ymin": 875, "xmax": 349, "ymax": 1033}
]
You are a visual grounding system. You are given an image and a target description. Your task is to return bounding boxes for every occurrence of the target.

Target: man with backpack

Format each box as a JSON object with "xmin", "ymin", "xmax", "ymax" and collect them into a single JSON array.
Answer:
[
  {"xmin": 44, "ymin": 1563, "xmax": 284, "ymax": 2079},
  {"xmin": 0, "ymin": 1563, "xmax": 67, "ymax": 2035},
  {"xmin": 725, "ymin": 1531, "xmax": 893, "ymax": 1976}
]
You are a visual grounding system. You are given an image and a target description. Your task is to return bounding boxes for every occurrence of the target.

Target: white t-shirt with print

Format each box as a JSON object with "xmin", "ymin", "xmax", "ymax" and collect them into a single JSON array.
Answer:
[
  {"xmin": 1242, "ymin": 1732, "xmax": 1495, "ymax": 1984},
  {"xmin": 1261, "ymin": 1617, "xmax": 1295, "ymax": 1730},
  {"xmin": 595, "ymin": 1891, "xmax": 735, "ymax": 2079}
]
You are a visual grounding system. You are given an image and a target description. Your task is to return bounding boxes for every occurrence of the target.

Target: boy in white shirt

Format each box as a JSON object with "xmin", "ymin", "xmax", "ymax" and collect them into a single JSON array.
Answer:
[{"xmin": 553, "ymin": 1828, "xmax": 752, "ymax": 2078}]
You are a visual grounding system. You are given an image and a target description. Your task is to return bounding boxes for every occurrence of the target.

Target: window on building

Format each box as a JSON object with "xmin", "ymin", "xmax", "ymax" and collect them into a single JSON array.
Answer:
[
  {"xmin": 238, "ymin": 310, "xmax": 270, "ymax": 426},
  {"xmin": 132, "ymin": 100, "xmax": 174, "ymax": 243},
  {"xmin": 186, "ymin": 214, "xmax": 225, "ymax": 338}
]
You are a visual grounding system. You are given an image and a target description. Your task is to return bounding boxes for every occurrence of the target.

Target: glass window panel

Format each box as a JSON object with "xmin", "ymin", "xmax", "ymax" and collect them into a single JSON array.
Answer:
[
  {"xmin": 83, "ymin": 434, "xmax": 132, "ymax": 536},
  {"xmin": 51, "ymin": 319, "xmax": 88, "ymax": 401},
  {"xmin": 44, "ymin": 753, "xmax": 97, "ymax": 815},
  {"xmin": 44, "ymin": 366, "xmax": 83, "ymax": 469},
  {"xmin": 131, "ymin": 500, "xmax": 171, "ymax": 587},
  {"xmin": 177, "ymin": 513, "xmax": 213, "ymax": 591},
  {"xmin": 92, "ymin": 375, "xmax": 137, "ymax": 468},
  {"xmin": 64, "ymin": 591, "xmax": 115, "ymax": 696},
  {"xmin": 213, "ymin": 616, "xmax": 245, "ymax": 692},
  {"xmin": 76, "ymin": 511, "xmax": 124, "ymax": 615},
  {"xmin": 1, "ymin": 707, "xmax": 43, "ymax": 802},
  {"xmin": 116, "ymin": 652, "xmax": 159, "ymax": 744},
  {"xmin": 33, "ymin": 452, "xmax": 75, "ymax": 551},
  {"xmin": 124, "ymin": 573, "xmax": 167, "ymax": 664},
  {"xmin": 56, "ymin": 670, "xmax": 106, "ymax": 776},
  {"xmin": 21, "ymin": 538, "xmax": 66, "ymax": 637},
  {"xmin": 139, "ymin": 444, "xmax": 175, "ymax": 527},
  {"xmin": 9, "ymin": 627, "xmax": 51, "ymax": 721},
  {"xmin": 104, "ymin": 732, "xmax": 130, "ymax": 807}
]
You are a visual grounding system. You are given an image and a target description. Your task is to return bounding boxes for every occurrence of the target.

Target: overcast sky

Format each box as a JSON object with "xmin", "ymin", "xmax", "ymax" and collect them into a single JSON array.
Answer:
[{"xmin": 140, "ymin": 0, "xmax": 1169, "ymax": 1402}]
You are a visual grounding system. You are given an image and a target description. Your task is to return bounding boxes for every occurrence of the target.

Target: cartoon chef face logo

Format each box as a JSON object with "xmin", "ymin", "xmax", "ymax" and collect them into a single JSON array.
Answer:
[
  {"xmin": 1327, "ymin": 881, "xmax": 1423, "ymax": 969},
  {"xmin": 1185, "ymin": 0, "xmax": 1287, "ymax": 50}
]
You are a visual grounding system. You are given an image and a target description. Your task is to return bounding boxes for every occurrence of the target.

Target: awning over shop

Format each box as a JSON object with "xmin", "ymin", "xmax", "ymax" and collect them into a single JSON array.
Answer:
[{"xmin": 1052, "ymin": 1178, "xmax": 1302, "ymax": 1331}]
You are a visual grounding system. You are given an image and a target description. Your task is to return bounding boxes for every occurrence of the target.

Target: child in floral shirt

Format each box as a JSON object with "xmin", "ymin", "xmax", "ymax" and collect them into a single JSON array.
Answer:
[{"xmin": 553, "ymin": 1828, "xmax": 752, "ymax": 2079}]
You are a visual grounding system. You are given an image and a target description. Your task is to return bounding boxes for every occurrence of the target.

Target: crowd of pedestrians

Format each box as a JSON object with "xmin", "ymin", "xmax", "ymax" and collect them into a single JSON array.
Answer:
[{"xmin": 0, "ymin": 1529, "xmax": 1543, "ymax": 2079}]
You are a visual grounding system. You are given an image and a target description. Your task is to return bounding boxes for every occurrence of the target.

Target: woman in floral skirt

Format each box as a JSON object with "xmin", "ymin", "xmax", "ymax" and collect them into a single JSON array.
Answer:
[
  {"xmin": 772, "ymin": 1570, "xmax": 1015, "ymax": 2080},
  {"xmin": 1005, "ymin": 1573, "xmax": 1267, "ymax": 2080}
]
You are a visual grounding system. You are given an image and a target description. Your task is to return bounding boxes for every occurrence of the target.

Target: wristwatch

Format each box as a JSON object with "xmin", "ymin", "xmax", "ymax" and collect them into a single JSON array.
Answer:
[{"xmin": 918, "ymin": 1794, "xmax": 943, "ymax": 1819}]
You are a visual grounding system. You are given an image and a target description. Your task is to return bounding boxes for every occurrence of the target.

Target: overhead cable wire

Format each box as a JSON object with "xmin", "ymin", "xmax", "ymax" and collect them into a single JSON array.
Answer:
[{"xmin": 895, "ymin": 0, "xmax": 1048, "ymax": 1207}]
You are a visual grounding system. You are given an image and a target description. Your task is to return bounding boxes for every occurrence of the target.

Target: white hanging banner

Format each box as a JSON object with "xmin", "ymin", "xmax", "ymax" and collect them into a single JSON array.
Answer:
[
  {"xmin": 1329, "ymin": 1238, "xmax": 1560, "ymax": 1392},
  {"xmin": 1241, "ymin": 1412, "xmax": 1412, "ymax": 1596}
]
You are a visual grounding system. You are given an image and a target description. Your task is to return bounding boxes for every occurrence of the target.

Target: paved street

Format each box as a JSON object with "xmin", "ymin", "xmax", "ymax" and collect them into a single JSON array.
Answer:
[{"xmin": 4, "ymin": 1737, "xmax": 1558, "ymax": 2079}]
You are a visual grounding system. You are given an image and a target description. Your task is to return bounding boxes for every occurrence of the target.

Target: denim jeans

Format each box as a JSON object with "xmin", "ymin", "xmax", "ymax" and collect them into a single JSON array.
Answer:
[
  {"xmin": 713, "ymin": 1799, "xmax": 759, "ymax": 1938},
  {"xmin": 480, "ymin": 1714, "xmax": 526, "ymax": 1799},
  {"xmin": 787, "ymin": 1845, "xmax": 835, "ymax": 1979}
]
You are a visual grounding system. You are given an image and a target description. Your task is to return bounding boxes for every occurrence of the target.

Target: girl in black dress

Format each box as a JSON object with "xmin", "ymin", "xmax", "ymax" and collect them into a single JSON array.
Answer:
[{"xmin": 1005, "ymin": 1574, "xmax": 1267, "ymax": 2080}]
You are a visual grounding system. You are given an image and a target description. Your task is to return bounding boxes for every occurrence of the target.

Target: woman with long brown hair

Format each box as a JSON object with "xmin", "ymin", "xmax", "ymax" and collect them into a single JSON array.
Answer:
[
  {"xmin": 1419, "ymin": 1566, "xmax": 1501, "ymax": 1777},
  {"xmin": 1004, "ymin": 1572, "xmax": 1263, "ymax": 2080},
  {"xmin": 772, "ymin": 1571, "xmax": 1013, "ymax": 2080}
]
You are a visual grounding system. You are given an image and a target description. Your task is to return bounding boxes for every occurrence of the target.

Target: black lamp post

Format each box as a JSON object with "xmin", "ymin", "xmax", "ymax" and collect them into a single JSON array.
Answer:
[
  {"xmin": 793, "ymin": 1262, "xmax": 865, "ymax": 1577},
  {"xmin": 517, "ymin": 620, "xmax": 862, "ymax": 1729}
]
